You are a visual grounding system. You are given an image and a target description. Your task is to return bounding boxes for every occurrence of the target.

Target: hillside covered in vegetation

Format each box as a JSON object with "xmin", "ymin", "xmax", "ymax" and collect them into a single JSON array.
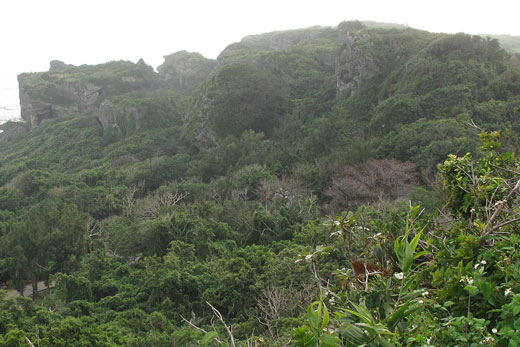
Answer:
[{"xmin": 1, "ymin": 21, "xmax": 520, "ymax": 346}]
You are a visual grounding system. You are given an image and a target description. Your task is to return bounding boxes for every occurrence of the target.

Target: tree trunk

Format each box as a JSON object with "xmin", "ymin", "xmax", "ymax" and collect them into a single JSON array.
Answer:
[{"xmin": 30, "ymin": 267, "xmax": 39, "ymax": 300}]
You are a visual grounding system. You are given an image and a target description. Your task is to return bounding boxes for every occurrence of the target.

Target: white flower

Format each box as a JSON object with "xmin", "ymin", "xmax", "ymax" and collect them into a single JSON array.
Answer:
[
  {"xmin": 483, "ymin": 336, "xmax": 495, "ymax": 343},
  {"xmin": 467, "ymin": 278, "xmax": 474, "ymax": 285},
  {"xmin": 492, "ymin": 328, "xmax": 498, "ymax": 334},
  {"xmin": 418, "ymin": 300, "xmax": 424, "ymax": 304},
  {"xmin": 422, "ymin": 291, "xmax": 429, "ymax": 296},
  {"xmin": 505, "ymin": 288, "xmax": 512, "ymax": 296},
  {"xmin": 426, "ymin": 337, "xmax": 432, "ymax": 344},
  {"xmin": 394, "ymin": 272, "xmax": 404, "ymax": 280},
  {"xmin": 334, "ymin": 220, "xmax": 341, "ymax": 226},
  {"xmin": 474, "ymin": 263, "xmax": 480, "ymax": 269},
  {"xmin": 305, "ymin": 254, "xmax": 313, "ymax": 262},
  {"xmin": 481, "ymin": 260, "xmax": 487, "ymax": 265}
]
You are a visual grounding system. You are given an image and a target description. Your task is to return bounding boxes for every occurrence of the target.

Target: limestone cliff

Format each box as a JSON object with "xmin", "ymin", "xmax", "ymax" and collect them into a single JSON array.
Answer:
[
  {"xmin": 157, "ymin": 51, "xmax": 216, "ymax": 95},
  {"xmin": 18, "ymin": 60, "xmax": 157, "ymax": 130},
  {"xmin": 98, "ymin": 100, "xmax": 140, "ymax": 136},
  {"xmin": 335, "ymin": 32, "xmax": 377, "ymax": 99},
  {"xmin": 18, "ymin": 76, "xmax": 104, "ymax": 129}
]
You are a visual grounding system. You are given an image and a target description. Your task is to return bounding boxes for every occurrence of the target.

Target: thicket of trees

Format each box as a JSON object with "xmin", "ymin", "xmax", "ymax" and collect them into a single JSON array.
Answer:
[{"xmin": 1, "ymin": 22, "xmax": 520, "ymax": 345}]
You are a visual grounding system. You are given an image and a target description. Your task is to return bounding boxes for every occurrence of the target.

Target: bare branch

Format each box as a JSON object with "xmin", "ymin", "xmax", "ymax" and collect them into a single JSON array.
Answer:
[
  {"xmin": 482, "ymin": 178, "xmax": 520, "ymax": 239},
  {"xmin": 25, "ymin": 337, "xmax": 35, "ymax": 347},
  {"xmin": 180, "ymin": 315, "xmax": 223, "ymax": 344},
  {"xmin": 207, "ymin": 302, "xmax": 236, "ymax": 347}
]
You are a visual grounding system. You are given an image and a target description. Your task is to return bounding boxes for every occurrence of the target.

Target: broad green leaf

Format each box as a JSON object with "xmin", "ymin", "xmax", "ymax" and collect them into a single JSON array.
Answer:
[
  {"xmin": 443, "ymin": 300, "xmax": 454, "ymax": 307},
  {"xmin": 307, "ymin": 304, "xmax": 319, "ymax": 333},
  {"xmin": 319, "ymin": 334, "xmax": 341, "ymax": 346},
  {"xmin": 410, "ymin": 229, "xmax": 423, "ymax": 254},
  {"xmin": 201, "ymin": 331, "xmax": 219, "ymax": 346},
  {"xmin": 414, "ymin": 250, "xmax": 431, "ymax": 259},
  {"xmin": 376, "ymin": 335, "xmax": 396, "ymax": 347},
  {"xmin": 383, "ymin": 301, "xmax": 418, "ymax": 330},
  {"xmin": 341, "ymin": 324, "xmax": 366, "ymax": 344},
  {"xmin": 320, "ymin": 303, "xmax": 330, "ymax": 330},
  {"xmin": 403, "ymin": 243, "xmax": 413, "ymax": 274}
]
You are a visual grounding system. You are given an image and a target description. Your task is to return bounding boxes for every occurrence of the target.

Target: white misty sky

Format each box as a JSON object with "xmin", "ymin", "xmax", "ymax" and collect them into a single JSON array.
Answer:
[{"xmin": 1, "ymin": 0, "xmax": 519, "ymax": 75}]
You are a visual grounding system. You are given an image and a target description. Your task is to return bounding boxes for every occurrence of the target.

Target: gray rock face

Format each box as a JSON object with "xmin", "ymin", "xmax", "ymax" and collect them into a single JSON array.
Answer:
[
  {"xmin": 184, "ymin": 92, "xmax": 217, "ymax": 149},
  {"xmin": 98, "ymin": 100, "xmax": 140, "ymax": 135},
  {"xmin": 18, "ymin": 78, "xmax": 104, "ymax": 129},
  {"xmin": 65, "ymin": 83, "xmax": 105, "ymax": 113},
  {"xmin": 18, "ymin": 86, "xmax": 57, "ymax": 129},
  {"xmin": 0, "ymin": 122, "xmax": 29, "ymax": 141},
  {"xmin": 157, "ymin": 51, "xmax": 216, "ymax": 94},
  {"xmin": 49, "ymin": 60, "xmax": 74, "ymax": 72},
  {"xmin": 335, "ymin": 33, "xmax": 377, "ymax": 99},
  {"xmin": 240, "ymin": 26, "xmax": 329, "ymax": 51}
]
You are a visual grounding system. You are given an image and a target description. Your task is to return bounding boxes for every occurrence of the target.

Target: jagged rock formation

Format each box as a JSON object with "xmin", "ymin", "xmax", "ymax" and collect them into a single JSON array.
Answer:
[
  {"xmin": 157, "ymin": 51, "xmax": 216, "ymax": 95},
  {"xmin": 335, "ymin": 32, "xmax": 377, "ymax": 99},
  {"xmin": 18, "ymin": 60, "xmax": 157, "ymax": 130},
  {"xmin": 18, "ymin": 78, "xmax": 104, "ymax": 129},
  {"xmin": 216, "ymin": 26, "xmax": 339, "ymax": 67},
  {"xmin": 49, "ymin": 60, "xmax": 75, "ymax": 72},
  {"xmin": 98, "ymin": 100, "xmax": 139, "ymax": 135}
]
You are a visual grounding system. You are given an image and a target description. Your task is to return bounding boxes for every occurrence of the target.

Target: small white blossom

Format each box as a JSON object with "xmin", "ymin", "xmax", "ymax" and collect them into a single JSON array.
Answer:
[
  {"xmin": 422, "ymin": 291, "xmax": 429, "ymax": 296},
  {"xmin": 482, "ymin": 336, "xmax": 495, "ymax": 343},
  {"xmin": 330, "ymin": 230, "xmax": 343, "ymax": 237},
  {"xmin": 305, "ymin": 254, "xmax": 313, "ymax": 262},
  {"xmin": 505, "ymin": 288, "xmax": 512, "ymax": 296},
  {"xmin": 426, "ymin": 337, "xmax": 432, "ymax": 344},
  {"xmin": 492, "ymin": 328, "xmax": 498, "ymax": 334},
  {"xmin": 481, "ymin": 260, "xmax": 487, "ymax": 265},
  {"xmin": 474, "ymin": 263, "xmax": 480, "ymax": 269},
  {"xmin": 467, "ymin": 278, "xmax": 474, "ymax": 285},
  {"xmin": 418, "ymin": 300, "xmax": 424, "ymax": 304},
  {"xmin": 394, "ymin": 272, "xmax": 404, "ymax": 280}
]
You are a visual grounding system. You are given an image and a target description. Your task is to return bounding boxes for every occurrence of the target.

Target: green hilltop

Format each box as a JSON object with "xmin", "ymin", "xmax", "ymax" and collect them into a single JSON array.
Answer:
[{"xmin": 1, "ymin": 21, "xmax": 520, "ymax": 345}]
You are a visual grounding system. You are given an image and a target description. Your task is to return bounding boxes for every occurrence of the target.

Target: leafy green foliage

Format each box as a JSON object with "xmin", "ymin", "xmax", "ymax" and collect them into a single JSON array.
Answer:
[{"xmin": 1, "ymin": 24, "xmax": 520, "ymax": 346}]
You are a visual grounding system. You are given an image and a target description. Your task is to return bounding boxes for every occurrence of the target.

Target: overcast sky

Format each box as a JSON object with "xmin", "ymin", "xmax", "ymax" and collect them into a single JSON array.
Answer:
[{"xmin": 1, "ymin": 0, "xmax": 520, "ymax": 75}]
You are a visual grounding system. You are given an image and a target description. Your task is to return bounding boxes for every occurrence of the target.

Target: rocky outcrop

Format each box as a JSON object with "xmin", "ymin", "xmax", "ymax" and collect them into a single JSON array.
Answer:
[
  {"xmin": 0, "ymin": 121, "xmax": 29, "ymax": 141},
  {"xmin": 98, "ymin": 100, "xmax": 140, "ymax": 136},
  {"xmin": 157, "ymin": 51, "xmax": 216, "ymax": 94},
  {"xmin": 184, "ymin": 91, "xmax": 218, "ymax": 149},
  {"xmin": 18, "ymin": 79, "xmax": 104, "ymax": 129},
  {"xmin": 18, "ymin": 85, "xmax": 57, "ymax": 129},
  {"xmin": 49, "ymin": 60, "xmax": 75, "ymax": 72},
  {"xmin": 18, "ymin": 60, "xmax": 158, "ymax": 130},
  {"xmin": 240, "ymin": 26, "xmax": 330, "ymax": 52},
  {"xmin": 335, "ymin": 32, "xmax": 377, "ymax": 99},
  {"xmin": 217, "ymin": 26, "xmax": 338, "ymax": 68}
]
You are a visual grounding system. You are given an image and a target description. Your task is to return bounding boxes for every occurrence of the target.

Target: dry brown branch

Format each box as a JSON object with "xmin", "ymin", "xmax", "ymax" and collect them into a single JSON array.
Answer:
[
  {"xmin": 180, "ymin": 315, "xmax": 223, "ymax": 344},
  {"xmin": 481, "ymin": 178, "xmax": 520, "ymax": 239},
  {"xmin": 25, "ymin": 337, "xmax": 35, "ymax": 347},
  {"xmin": 326, "ymin": 159, "xmax": 418, "ymax": 213},
  {"xmin": 207, "ymin": 302, "xmax": 236, "ymax": 347},
  {"xmin": 135, "ymin": 190, "xmax": 186, "ymax": 218}
]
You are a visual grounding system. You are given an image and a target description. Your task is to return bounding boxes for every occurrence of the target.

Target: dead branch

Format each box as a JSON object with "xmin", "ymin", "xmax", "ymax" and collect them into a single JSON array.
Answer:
[
  {"xmin": 481, "ymin": 178, "xmax": 520, "ymax": 239},
  {"xmin": 180, "ymin": 315, "xmax": 223, "ymax": 345},
  {"xmin": 25, "ymin": 337, "xmax": 35, "ymax": 347},
  {"xmin": 207, "ymin": 302, "xmax": 236, "ymax": 347}
]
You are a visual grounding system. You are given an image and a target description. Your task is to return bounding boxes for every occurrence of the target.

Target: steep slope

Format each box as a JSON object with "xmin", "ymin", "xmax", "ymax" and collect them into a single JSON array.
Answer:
[{"xmin": 0, "ymin": 21, "xmax": 520, "ymax": 346}]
